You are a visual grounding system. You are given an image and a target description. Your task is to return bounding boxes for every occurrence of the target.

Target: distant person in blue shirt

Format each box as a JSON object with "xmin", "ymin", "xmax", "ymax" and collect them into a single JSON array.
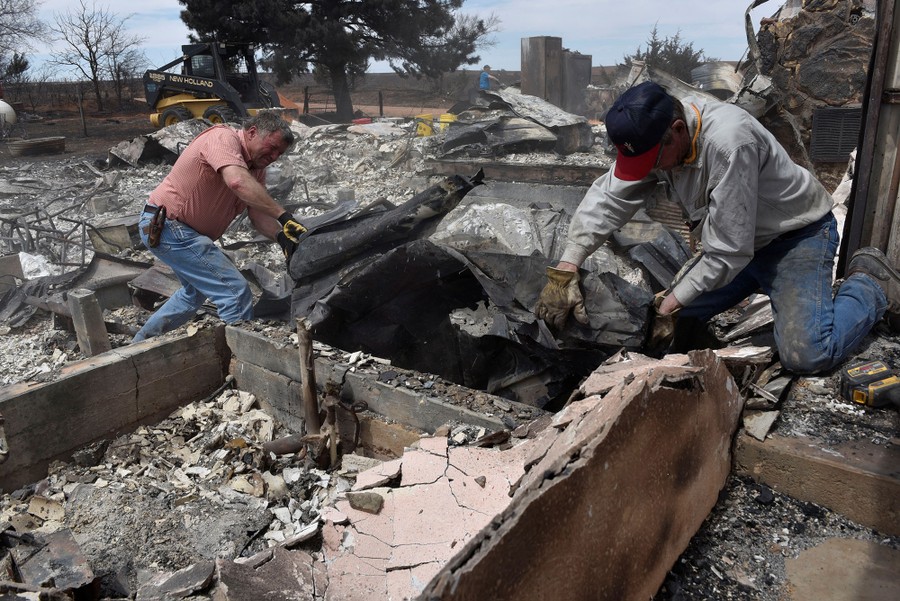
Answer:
[{"xmin": 479, "ymin": 65, "xmax": 502, "ymax": 90}]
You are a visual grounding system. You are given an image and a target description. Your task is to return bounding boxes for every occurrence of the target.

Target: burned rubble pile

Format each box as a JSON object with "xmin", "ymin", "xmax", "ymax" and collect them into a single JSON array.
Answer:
[
  {"xmin": 0, "ymin": 85, "xmax": 898, "ymax": 600},
  {"xmin": 0, "ymin": 360, "xmax": 509, "ymax": 599}
]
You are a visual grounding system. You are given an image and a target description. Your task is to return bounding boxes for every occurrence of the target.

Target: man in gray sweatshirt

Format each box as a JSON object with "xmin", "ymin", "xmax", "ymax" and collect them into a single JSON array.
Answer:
[{"xmin": 535, "ymin": 81, "xmax": 898, "ymax": 374}]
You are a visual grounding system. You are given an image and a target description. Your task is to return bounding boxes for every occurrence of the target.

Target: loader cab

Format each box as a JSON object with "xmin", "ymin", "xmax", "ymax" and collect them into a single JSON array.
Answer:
[{"xmin": 143, "ymin": 42, "xmax": 280, "ymax": 127}]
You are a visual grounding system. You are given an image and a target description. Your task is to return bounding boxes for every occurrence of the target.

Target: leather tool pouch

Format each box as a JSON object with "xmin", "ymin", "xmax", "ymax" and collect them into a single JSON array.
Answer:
[{"xmin": 143, "ymin": 206, "xmax": 166, "ymax": 248}]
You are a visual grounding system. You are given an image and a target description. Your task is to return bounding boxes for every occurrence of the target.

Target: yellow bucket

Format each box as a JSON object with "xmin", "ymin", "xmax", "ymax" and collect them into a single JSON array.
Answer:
[{"xmin": 416, "ymin": 114, "xmax": 434, "ymax": 136}]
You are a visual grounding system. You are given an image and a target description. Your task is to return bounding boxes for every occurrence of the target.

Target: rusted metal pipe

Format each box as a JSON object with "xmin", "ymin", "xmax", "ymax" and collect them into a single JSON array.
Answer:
[{"xmin": 295, "ymin": 317, "xmax": 321, "ymax": 435}]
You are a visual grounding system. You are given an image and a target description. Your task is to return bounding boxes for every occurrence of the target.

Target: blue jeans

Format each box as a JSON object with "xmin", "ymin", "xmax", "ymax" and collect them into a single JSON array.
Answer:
[
  {"xmin": 680, "ymin": 213, "xmax": 887, "ymax": 374},
  {"xmin": 133, "ymin": 210, "xmax": 253, "ymax": 342}
]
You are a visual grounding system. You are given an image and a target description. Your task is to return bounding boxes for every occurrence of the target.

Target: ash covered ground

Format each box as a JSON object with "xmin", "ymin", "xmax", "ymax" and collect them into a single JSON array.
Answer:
[{"xmin": 0, "ymin": 116, "xmax": 898, "ymax": 599}]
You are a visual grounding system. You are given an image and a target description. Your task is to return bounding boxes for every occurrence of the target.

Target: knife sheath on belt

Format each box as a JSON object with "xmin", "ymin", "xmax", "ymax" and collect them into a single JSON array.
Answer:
[{"xmin": 144, "ymin": 205, "xmax": 166, "ymax": 248}]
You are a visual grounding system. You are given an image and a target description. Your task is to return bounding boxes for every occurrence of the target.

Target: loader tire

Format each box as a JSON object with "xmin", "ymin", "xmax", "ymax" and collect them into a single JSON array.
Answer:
[
  {"xmin": 160, "ymin": 106, "xmax": 194, "ymax": 127},
  {"xmin": 203, "ymin": 105, "xmax": 238, "ymax": 124}
]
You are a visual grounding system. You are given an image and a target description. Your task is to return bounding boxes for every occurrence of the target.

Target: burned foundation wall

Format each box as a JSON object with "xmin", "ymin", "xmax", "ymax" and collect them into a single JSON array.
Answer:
[{"xmin": 0, "ymin": 327, "xmax": 229, "ymax": 492}]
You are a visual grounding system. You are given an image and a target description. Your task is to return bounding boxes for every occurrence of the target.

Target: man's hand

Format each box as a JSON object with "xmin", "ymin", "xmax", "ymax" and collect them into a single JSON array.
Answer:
[
  {"xmin": 278, "ymin": 212, "xmax": 307, "ymax": 243},
  {"xmin": 276, "ymin": 232, "xmax": 297, "ymax": 261},
  {"xmin": 646, "ymin": 292, "xmax": 680, "ymax": 355},
  {"xmin": 534, "ymin": 266, "xmax": 589, "ymax": 331}
]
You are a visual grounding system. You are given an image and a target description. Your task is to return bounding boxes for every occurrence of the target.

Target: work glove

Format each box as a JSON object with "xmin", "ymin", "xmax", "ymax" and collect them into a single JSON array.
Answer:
[
  {"xmin": 534, "ymin": 267, "xmax": 589, "ymax": 331},
  {"xmin": 278, "ymin": 212, "xmax": 307, "ymax": 243},
  {"xmin": 276, "ymin": 231, "xmax": 297, "ymax": 261},
  {"xmin": 645, "ymin": 291, "xmax": 680, "ymax": 356}
]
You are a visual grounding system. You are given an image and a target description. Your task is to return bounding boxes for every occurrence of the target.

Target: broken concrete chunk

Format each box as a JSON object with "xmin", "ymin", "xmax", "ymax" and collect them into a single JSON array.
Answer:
[
  {"xmin": 743, "ymin": 410, "xmax": 781, "ymax": 442},
  {"xmin": 352, "ymin": 457, "xmax": 402, "ymax": 491},
  {"xmin": 214, "ymin": 547, "xmax": 324, "ymax": 600},
  {"xmin": 346, "ymin": 491, "xmax": 385, "ymax": 514},
  {"xmin": 26, "ymin": 495, "xmax": 64, "ymax": 522},
  {"xmin": 339, "ymin": 453, "xmax": 384, "ymax": 475},
  {"xmin": 400, "ymin": 448, "xmax": 448, "ymax": 487},
  {"xmin": 320, "ymin": 506, "xmax": 349, "ymax": 525},
  {"xmin": 13, "ymin": 529, "xmax": 95, "ymax": 592},
  {"xmin": 422, "ymin": 350, "xmax": 744, "ymax": 601},
  {"xmin": 281, "ymin": 522, "xmax": 320, "ymax": 548},
  {"xmin": 135, "ymin": 561, "xmax": 215, "ymax": 601}
]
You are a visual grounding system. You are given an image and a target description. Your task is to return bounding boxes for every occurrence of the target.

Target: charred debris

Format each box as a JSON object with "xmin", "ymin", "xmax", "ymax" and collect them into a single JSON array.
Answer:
[{"xmin": 0, "ymin": 4, "xmax": 898, "ymax": 596}]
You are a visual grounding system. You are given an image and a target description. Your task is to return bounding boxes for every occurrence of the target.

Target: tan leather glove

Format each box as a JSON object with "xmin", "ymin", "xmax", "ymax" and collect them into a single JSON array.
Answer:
[
  {"xmin": 534, "ymin": 267, "xmax": 589, "ymax": 330},
  {"xmin": 646, "ymin": 291, "xmax": 680, "ymax": 354},
  {"xmin": 278, "ymin": 212, "xmax": 308, "ymax": 243}
]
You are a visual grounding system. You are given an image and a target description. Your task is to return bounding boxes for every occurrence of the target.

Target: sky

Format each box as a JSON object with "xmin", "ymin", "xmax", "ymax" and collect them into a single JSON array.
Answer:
[{"xmin": 29, "ymin": 0, "xmax": 777, "ymax": 77}]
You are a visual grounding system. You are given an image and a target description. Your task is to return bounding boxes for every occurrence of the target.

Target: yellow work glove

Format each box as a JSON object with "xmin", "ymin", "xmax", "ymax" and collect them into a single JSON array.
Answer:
[
  {"xmin": 646, "ymin": 291, "xmax": 680, "ymax": 354},
  {"xmin": 276, "ymin": 232, "xmax": 297, "ymax": 261},
  {"xmin": 278, "ymin": 212, "xmax": 308, "ymax": 243},
  {"xmin": 534, "ymin": 267, "xmax": 589, "ymax": 331}
]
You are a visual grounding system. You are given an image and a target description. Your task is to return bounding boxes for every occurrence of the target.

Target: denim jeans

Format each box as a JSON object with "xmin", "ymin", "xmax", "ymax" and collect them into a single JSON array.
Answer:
[
  {"xmin": 133, "ymin": 210, "xmax": 253, "ymax": 342},
  {"xmin": 680, "ymin": 213, "xmax": 887, "ymax": 374}
]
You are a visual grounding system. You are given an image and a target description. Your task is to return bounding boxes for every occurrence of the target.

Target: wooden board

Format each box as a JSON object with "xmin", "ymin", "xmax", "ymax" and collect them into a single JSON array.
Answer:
[{"xmin": 734, "ymin": 431, "xmax": 900, "ymax": 537}]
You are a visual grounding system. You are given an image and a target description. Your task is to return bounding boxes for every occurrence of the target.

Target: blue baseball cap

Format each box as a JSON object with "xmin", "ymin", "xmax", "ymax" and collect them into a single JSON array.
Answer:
[{"xmin": 605, "ymin": 82, "xmax": 674, "ymax": 181}]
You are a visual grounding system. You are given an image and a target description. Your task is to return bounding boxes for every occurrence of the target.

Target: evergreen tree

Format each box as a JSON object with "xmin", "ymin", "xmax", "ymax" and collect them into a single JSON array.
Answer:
[
  {"xmin": 3, "ymin": 52, "xmax": 29, "ymax": 83},
  {"xmin": 623, "ymin": 25, "xmax": 715, "ymax": 83},
  {"xmin": 177, "ymin": 0, "xmax": 493, "ymax": 121}
]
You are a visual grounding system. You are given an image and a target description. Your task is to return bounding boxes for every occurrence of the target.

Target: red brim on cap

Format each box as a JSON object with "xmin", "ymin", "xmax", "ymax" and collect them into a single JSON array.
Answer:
[{"xmin": 613, "ymin": 141, "xmax": 660, "ymax": 181}]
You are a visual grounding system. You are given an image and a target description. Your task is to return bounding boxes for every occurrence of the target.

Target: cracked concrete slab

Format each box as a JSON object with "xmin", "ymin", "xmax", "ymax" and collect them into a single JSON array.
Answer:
[
  {"xmin": 304, "ymin": 350, "xmax": 745, "ymax": 600},
  {"xmin": 322, "ymin": 434, "xmax": 528, "ymax": 600},
  {"xmin": 422, "ymin": 349, "xmax": 743, "ymax": 601}
]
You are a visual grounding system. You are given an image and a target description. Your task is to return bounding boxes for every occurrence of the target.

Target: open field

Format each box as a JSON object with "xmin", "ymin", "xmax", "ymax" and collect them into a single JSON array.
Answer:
[{"xmin": 0, "ymin": 70, "xmax": 491, "ymax": 161}]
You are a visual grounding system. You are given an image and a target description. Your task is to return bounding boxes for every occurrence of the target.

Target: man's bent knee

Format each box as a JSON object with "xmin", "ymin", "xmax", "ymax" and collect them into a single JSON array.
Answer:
[
  {"xmin": 779, "ymin": 344, "xmax": 839, "ymax": 375},
  {"xmin": 217, "ymin": 285, "xmax": 254, "ymax": 323}
]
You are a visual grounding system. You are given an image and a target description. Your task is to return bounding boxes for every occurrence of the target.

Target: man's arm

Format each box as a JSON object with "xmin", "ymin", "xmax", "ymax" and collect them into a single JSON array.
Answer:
[
  {"xmin": 220, "ymin": 164, "xmax": 285, "ymax": 219},
  {"xmin": 668, "ymin": 143, "xmax": 760, "ymax": 309},
  {"xmin": 248, "ymin": 208, "xmax": 280, "ymax": 239},
  {"xmin": 559, "ymin": 173, "xmax": 656, "ymax": 267},
  {"xmin": 221, "ymin": 164, "xmax": 306, "ymax": 258},
  {"xmin": 553, "ymin": 261, "xmax": 579, "ymax": 272}
]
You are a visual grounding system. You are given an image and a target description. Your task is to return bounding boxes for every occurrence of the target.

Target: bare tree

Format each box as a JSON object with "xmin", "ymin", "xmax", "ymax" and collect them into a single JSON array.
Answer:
[
  {"xmin": 48, "ymin": 0, "xmax": 145, "ymax": 111},
  {"xmin": 17, "ymin": 66, "xmax": 57, "ymax": 113},
  {"xmin": 0, "ymin": 0, "xmax": 47, "ymax": 58},
  {"xmin": 106, "ymin": 24, "xmax": 146, "ymax": 109}
]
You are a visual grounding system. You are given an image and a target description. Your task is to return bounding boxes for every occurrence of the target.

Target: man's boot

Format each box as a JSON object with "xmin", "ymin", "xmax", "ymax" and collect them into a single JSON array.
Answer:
[{"xmin": 847, "ymin": 247, "xmax": 900, "ymax": 321}]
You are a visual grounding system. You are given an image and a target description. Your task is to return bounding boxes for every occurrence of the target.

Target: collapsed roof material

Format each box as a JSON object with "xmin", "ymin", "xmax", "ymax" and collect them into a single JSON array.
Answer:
[{"xmin": 281, "ymin": 174, "xmax": 697, "ymax": 408}]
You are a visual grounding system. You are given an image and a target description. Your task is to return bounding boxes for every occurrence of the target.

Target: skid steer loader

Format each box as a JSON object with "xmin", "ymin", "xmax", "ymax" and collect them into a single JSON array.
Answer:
[{"xmin": 143, "ymin": 42, "xmax": 281, "ymax": 127}]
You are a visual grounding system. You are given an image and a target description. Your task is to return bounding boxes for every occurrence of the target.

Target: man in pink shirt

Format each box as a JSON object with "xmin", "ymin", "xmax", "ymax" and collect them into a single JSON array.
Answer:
[{"xmin": 133, "ymin": 111, "xmax": 306, "ymax": 342}]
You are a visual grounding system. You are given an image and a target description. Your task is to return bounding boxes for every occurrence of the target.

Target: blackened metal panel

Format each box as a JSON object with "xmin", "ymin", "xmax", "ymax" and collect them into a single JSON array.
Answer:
[{"xmin": 810, "ymin": 106, "xmax": 862, "ymax": 162}]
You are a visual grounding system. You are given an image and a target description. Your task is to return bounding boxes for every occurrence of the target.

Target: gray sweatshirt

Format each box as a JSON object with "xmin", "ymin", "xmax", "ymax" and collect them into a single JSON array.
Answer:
[{"xmin": 560, "ymin": 95, "xmax": 834, "ymax": 306}]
